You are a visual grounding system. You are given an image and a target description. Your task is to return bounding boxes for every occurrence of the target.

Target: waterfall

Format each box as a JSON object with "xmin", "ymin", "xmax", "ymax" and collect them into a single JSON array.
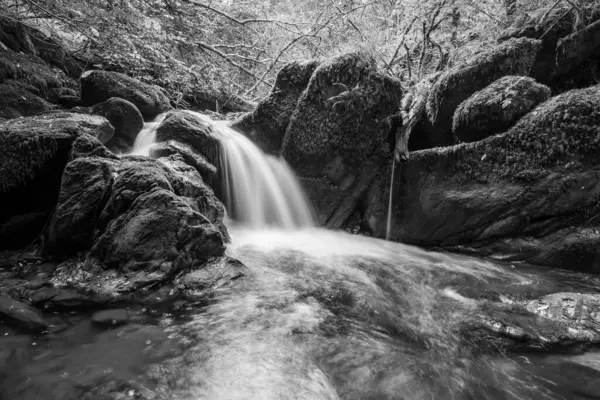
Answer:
[
  {"xmin": 132, "ymin": 110, "xmax": 314, "ymax": 229},
  {"xmin": 385, "ymin": 161, "xmax": 395, "ymax": 240},
  {"xmin": 210, "ymin": 117, "xmax": 315, "ymax": 229},
  {"xmin": 131, "ymin": 113, "xmax": 167, "ymax": 156}
]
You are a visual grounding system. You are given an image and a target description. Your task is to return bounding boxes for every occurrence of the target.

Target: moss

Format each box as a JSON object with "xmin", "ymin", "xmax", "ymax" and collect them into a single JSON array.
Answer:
[
  {"xmin": 231, "ymin": 60, "xmax": 320, "ymax": 154},
  {"xmin": 556, "ymin": 19, "xmax": 600, "ymax": 75},
  {"xmin": 412, "ymin": 85, "xmax": 600, "ymax": 184},
  {"xmin": 426, "ymin": 38, "xmax": 541, "ymax": 133},
  {"xmin": 452, "ymin": 76, "xmax": 551, "ymax": 143},
  {"xmin": 283, "ymin": 52, "xmax": 403, "ymax": 177},
  {"xmin": 0, "ymin": 83, "xmax": 54, "ymax": 119}
]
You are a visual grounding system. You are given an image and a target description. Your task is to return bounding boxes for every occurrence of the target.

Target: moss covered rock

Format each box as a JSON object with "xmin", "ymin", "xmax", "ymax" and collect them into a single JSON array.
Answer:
[
  {"xmin": 0, "ymin": 83, "xmax": 53, "ymax": 119},
  {"xmin": 155, "ymin": 111, "xmax": 220, "ymax": 166},
  {"xmin": 499, "ymin": 3, "xmax": 600, "ymax": 92},
  {"xmin": 452, "ymin": 76, "xmax": 551, "ymax": 143},
  {"xmin": 91, "ymin": 97, "xmax": 144, "ymax": 144},
  {"xmin": 280, "ymin": 52, "xmax": 402, "ymax": 228},
  {"xmin": 150, "ymin": 140, "xmax": 217, "ymax": 188},
  {"xmin": 0, "ymin": 113, "xmax": 112, "ymax": 249},
  {"xmin": 231, "ymin": 60, "xmax": 320, "ymax": 155},
  {"xmin": 370, "ymin": 84, "xmax": 600, "ymax": 272},
  {"xmin": 426, "ymin": 38, "xmax": 541, "ymax": 140},
  {"xmin": 80, "ymin": 70, "xmax": 171, "ymax": 118}
]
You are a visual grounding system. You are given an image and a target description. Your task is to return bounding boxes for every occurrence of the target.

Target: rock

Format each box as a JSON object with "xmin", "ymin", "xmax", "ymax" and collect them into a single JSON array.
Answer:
[
  {"xmin": 91, "ymin": 309, "xmax": 129, "ymax": 327},
  {"xmin": 231, "ymin": 60, "xmax": 320, "ymax": 154},
  {"xmin": 278, "ymin": 52, "xmax": 401, "ymax": 228},
  {"xmin": 425, "ymin": 38, "xmax": 541, "ymax": 144},
  {"xmin": 0, "ymin": 16, "xmax": 36, "ymax": 55},
  {"xmin": 105, "ymin": 137, "xmax": 131, "ymax": 154},
  {"xmin": 80, "ymin": 70, "xmax": 171, "ymax": 118},
  {"xmin": 44, "ymin": 157, "xmax": 116, "ymax": 259},
  {"xmin": 91, "ymin": 97, "xmax": 144, "ymax": 144},
  {"xmin": 92, "ymin": 188, "xmax": 225, "ymax": 273},
  {"xmin": 154, "ymin": 111, "xmax": 220, "ymax": 165},
  {"xmin": 0, "ymin": 294, "xmax": 48, "ymax": 331},
  {"xmin": 0, "ymin": 113, "xmax": 112, "ymax": 249},
  {"xmin": 374, "ymin": 84, "xmax": 600, "ymax": 272},
  {"xmin": 498, "ymin": 3, "xmax": 600, "ymax": 92},
  {"xmin": 150, "ymin": 140, "xmax": 217, "ymax": 187},
  {"xmin": 283, "ymin": 52, "xmax": 402, "ymax": 178},
  {"xmin": 179, "ymin": 256, "xmax": 245, "ymax": 291},
  {"xmin": 70, "ymin": 134, "xmax": 119, "ymax": 161},
  {"xmin": 0, "ymin": 48, "xmax": 78, "ymax": 102},
  {"xmin": 0, "ymin": 83, "xmax": 53, "ymax": 119},
  {"xmin": 58, "ymin": 95, "xmax": 82, "ymax": 108},
  {"xmin": 182, "ymin": 88, "xmax": 255, "ymax": 113},
  {"xmin": 452, "ymin": 76, "xmax": 551, "ymax": 143}
]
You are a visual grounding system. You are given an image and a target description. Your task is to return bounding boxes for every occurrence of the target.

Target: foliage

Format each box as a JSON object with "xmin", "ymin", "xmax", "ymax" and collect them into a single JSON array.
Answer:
[{"xmin": 1, "ymin": 0, "xmax": 599, "ymax": 103}]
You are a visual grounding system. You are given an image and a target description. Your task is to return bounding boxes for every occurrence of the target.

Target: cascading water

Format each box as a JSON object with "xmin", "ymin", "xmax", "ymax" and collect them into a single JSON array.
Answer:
[
  {"xmin": 8, "ymin": 110, "xmax": 592, "ymax": 400},
  {"xmin": 131, "ymin": 113, "xmax": 167, "ymax": 156},
  {"xmin": 385, "ymin": 161, "xmax": 396, "ymax": 240}
]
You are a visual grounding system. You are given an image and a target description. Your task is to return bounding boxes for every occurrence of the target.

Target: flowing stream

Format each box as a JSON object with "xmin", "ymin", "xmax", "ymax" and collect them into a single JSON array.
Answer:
[{"xmin": 2, "ymin": 111, "xmax": 600, "ymax": 400}]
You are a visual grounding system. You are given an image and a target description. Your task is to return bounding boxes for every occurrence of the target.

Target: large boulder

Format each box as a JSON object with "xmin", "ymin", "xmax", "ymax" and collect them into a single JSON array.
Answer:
[
  {"xmin": 231, "ymin": 60, "xmax": 320, "ymax": 154},
  {"xmin": 499, "ymin": 3, "xmax": 600, "ymax": 92},
  {"xmin": 80, "ymin": 70, "xmax": 171, "ymax": 118},
  {"xmin": 0, "ymin": 113, "xmax": 114, "ymax": 249},
  {"xmin": 154, "ymin": 111, "xmax": 220, "ymax": 165},
  {"xmin": 452, "ymin": 76, "xmax": 551, "ymax": 143},
  {"xmin": 425, "ymin": 38, "xmax": 541, "ymax": 144},
  {"xmin": 280, "ymin": 52, "xmax": 402, "ymax": 227},
  {"xmin": 368, "ymin": 84, "xmax": 600, "ymax": 273},
  {"xmin": 150, "ymin": 140, "xmax": 217, "ymax": 188},
  {"xmin": 0, "ymin": 49, "xmax": 78, "ymax": 103},
  {"xmin": 91, "ymin": 97, "xmax": 144, "ymax": 145},
  {"xmin": 0, "ymin": 83, "xmax": 53, "ymax": 119}
]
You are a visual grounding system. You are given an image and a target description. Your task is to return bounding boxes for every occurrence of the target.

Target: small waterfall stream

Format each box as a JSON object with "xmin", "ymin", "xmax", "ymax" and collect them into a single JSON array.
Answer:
[
  {"xmin": 16, "ymin": 110, "xmax": 588, "ymax": 400},
  {"xmin": 385, "ymin": 161, "xmax": 396, "ymax": 240}
]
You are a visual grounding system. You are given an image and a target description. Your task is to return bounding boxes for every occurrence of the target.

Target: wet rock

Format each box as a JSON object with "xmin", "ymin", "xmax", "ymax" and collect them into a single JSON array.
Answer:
[
  {"xmin": 91, "ymin": 309, "xmax": 129, "ymax": 327},
  {"xmin": 150, "ymin": 140, "xmax": 217, "ymax": 187},
  {"xmin": 277, "ymin": 52, "xmax": 401, "ymax": 228},
  {"xmin": 44, "ymin": 157, "xmax": 116, "ymax": 259},
  {"xmin": 179, "ymin": 256, "xmax": 245, "ymax": 291},
  {"xmin": 0, "ymin": 83, "xmax": 54, "ymax": 119},
  {"xmin": 424, "ymin": 38, "xmax": 541, "ymax": 145},
  {"xmin": 70, "ymin": 134, "xmax": 119, "ymax": 161},
  {"xmin": 0, "ymin": 113, "xmax": 112, "ymax": 249},
  {"xmin": 231, "ymin": 60, "xmax": 320, "ymax": 154},
  {"xmin": 0, "ymin": 294, "xmax": 48, "ymax": 331},
  {"xmin": 452, "ymin": 76, "xmax": 551, "ymax": 143},
  {"xmin": 0, "ymin": 47, "xmax": 78, "ymax": 102},
  {"xmin": 155, "ymin": 111, "xmax": 220, "ymax": 165},
  {"xmin": 105, "ymin": 137, "xmax": 131, "ymax": 154},
  {"xmin": 376, "ymin": 84, "xmax": 600, "ymax": 272},
  {"xmin": 92, "ymin": 188, "xmax": 225, "ymax": 273},
  {"xmin": 80, "ymin": 70, "xmax": 171, "ymax": 118},
  {"xmin": 91, "ymin": 97, "xmax": 144, "ymax": 144}
]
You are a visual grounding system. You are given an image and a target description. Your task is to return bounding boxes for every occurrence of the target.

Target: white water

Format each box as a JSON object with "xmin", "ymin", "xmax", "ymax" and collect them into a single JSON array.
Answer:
[
  {"xmin": 133, "ymin": 109, "xmax": 314, "ymax": 229},
  {"xmin": 131, "ymin": 113, "xmax": 167, "ymax": 156},
  {"xmin": 385, "ymin": 161, "xmax": 396, "ymax": 240}
]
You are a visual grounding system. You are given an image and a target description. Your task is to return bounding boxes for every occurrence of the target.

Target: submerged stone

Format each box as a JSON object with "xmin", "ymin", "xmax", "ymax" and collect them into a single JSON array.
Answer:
[
  {"xmin": 91, "ymin": 309, "xmax": 129, "ymax": 327},
  {"xmin": 0, "ymin": 294, "xmax": 48, "ymax": 332}
]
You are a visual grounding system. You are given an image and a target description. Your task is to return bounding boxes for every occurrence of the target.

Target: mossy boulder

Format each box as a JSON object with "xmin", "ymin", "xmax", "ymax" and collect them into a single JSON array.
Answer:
[
  {"xmin": 280, "ymin": 52, "xmax": 402, "ymax": 227},
  {"xmin": 91, "ymin": 97, "xmax": 144, "ymax": 144},
  {"xmin": 0, "ymin": 113, "xmax": 113, "ymax": 249},
  {"xmin": 452, "ymin": 76, "xmax": 551, "ymax": 143},
  {"xmin": 499, "ymin": 3, "xmax": 600, "ymax": 92},
  {"xmin": 231, "ymin": 60, "xmax": 320, "ymax": 154},
  {"xmin": 80, "ymin": 70, "xmax": 171, "ymax": 118},
  {"xmin": 426, "ymin": 38, "xmax": 541, "ymax": 141},
  {"xmin": 370, "ymin": 84, "xmax": 600, "ymax": 272},
  {"xmin": 0, "ymin": 83, "xmax": 53, "ymax": 119},
  {"xmin": 150, "ymin": 140, "xmax": 217, "ymax": 188},
  {"xmin": 155, "ymin": 111, "xmax": 220, "ymax": 166},
  {"xmin": 0, "ymin": 49, "xmax": 77, "ymax": 103}
]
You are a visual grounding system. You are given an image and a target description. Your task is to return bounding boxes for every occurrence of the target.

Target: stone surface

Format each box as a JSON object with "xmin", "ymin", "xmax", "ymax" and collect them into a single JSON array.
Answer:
[
  {"xmin": 0, "ymin": 294, "xmax": 47, "ymax": 331},
  {"xmin": 452, "ymin": 75, "xmax": 551, "ymax": 143},
  {"xmin": 80, "ymin": 70, "xmax": 171, "ymax": 118},
  {"xmin": 91, "ymin": 97, "xmax": 144, "ymax": 144},
  {"xmin": 150, "ymin": 140, "xmax": 217, "ymax": 188},
  {"xmin": 91, "ymin": 309, "xmax": 129, "ymax": 326},
  {"xmin": 0, "ymin": 83, "xmax": 53, "ymax": 119},
  {"xmin": 231, "ymin": 60, "xmax": 320, "ymax": 154},
  {"xmin": 369, "ymin": 84, "xmax": 600, "ymax": 272}
]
